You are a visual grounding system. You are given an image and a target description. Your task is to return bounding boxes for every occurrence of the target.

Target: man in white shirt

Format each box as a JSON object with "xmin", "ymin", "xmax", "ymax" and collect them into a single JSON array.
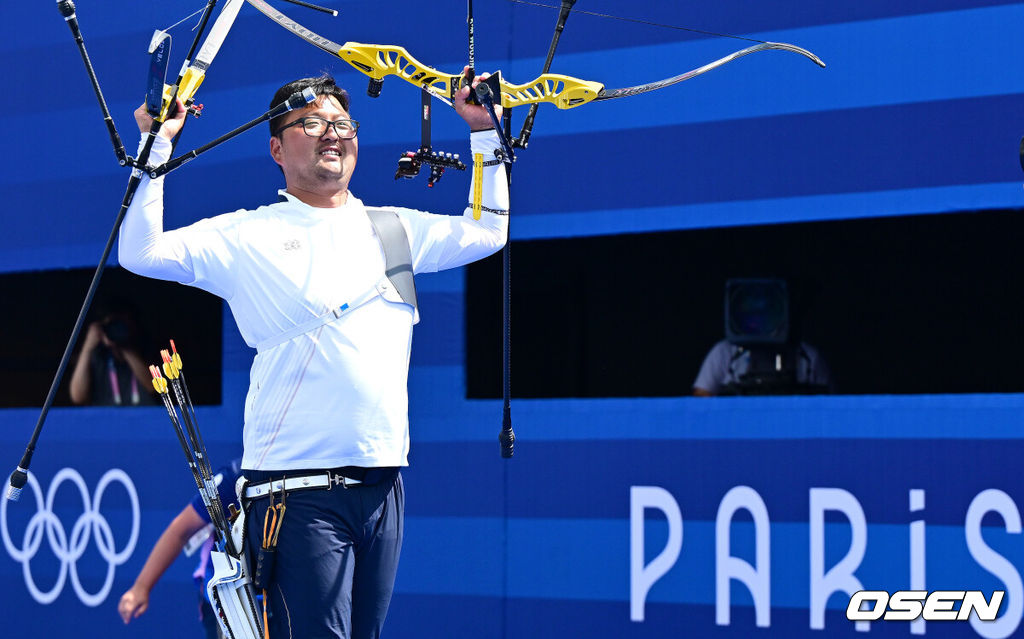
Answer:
[{"xmin": 120, "ymin": 71, "xmax": 508, "ymax": 638}]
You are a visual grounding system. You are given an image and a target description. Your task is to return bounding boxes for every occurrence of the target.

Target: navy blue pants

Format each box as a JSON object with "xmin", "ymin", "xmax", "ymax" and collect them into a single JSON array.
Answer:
[{"xmin": 243, "ymin": 469, "xmax": 404, "ymax": 639}]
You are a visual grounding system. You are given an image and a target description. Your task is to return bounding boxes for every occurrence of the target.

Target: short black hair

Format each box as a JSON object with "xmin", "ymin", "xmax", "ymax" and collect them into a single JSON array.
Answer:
[{"xmin": 269, "ymin": 75, "xmax": 351, "ymax": 136}]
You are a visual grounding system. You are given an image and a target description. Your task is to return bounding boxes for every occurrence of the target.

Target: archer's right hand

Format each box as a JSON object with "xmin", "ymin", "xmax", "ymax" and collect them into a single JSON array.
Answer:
[
  {"xmin": 134, "ymin": 97, "xmax": 187, "ymax": 140},
  {"xmin": 117, "ymin": 586, "xmax": 150, "ymax": 624}
]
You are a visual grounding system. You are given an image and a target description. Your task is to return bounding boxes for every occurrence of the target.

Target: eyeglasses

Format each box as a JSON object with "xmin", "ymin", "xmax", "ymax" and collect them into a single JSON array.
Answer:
[{"xmin": 275, "ymin": 116, "xmax": 360, "ymax": 139}]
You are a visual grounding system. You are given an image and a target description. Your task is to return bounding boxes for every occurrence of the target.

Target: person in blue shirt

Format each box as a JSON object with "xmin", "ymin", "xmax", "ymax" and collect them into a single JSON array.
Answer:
[{"xmin": 118, "ymin": 459, "xmax": 242, "ymax": 638}]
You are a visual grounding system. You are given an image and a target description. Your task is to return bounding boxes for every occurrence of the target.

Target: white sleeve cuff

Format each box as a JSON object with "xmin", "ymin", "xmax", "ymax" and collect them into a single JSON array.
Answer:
[
  {"xmin": 466, "ymin": 130, "xmax": 509, "ymax": 214},
  {"xmin": 470, "ymin": 129, "xmax": 503, "ymax": 158},
  {"xmin": 136, "ymin": 134, "xmax": 174, "ymax": 166}
]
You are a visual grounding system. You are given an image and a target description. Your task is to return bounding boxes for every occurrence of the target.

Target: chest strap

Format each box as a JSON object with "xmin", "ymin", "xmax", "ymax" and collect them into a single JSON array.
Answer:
[
  {"xmin": 254, "ymin": 277, "xmax": 393, "ymax": 352},
  {"xmin": 254, "ymin": 209, "xmax": 419, "ymax": 353}
]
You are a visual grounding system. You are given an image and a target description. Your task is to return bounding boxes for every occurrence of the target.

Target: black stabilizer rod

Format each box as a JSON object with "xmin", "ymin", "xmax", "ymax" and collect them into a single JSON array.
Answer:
[
  {"xmin": 499, "ymin": 108, "xmax": 515, "ymax": 459},
  {"xmin": 474, "ymin": 83, "xmax": 516, "ymax": 163},
  {"xmin": 514, "ymin": 0, "xmax": 577, "ymax": 149},
  {"xmin": 279, "ymin": 0, "xmax": 338, "ymax": 16},
  {"xmin": 181, "ymin": 0, "xmax": 219, "ymax": 72},
  {"xmin": 150, "ymin": 88, "xmax": 316, "ymax": 178},
  {"xmin": 57, "ymin": 0, "xmax": 128, "ymax": 165}
]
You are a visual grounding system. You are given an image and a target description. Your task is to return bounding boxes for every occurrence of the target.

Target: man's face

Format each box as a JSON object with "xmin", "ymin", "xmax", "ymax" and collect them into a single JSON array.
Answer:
[{"xmin": 270, "ymin": 95, "xmax": 358, "ymax": 196}]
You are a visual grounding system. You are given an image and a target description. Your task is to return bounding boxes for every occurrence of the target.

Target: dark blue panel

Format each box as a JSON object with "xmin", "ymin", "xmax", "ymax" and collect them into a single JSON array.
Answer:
[
  {"xmin": 503, "ymin": 0, "xmax": 1024, "ymax": 55},
  {"xmin": 1, "ymin": 573, "xmax": 202, "ymax": 638},
  {"xmin": 388, "ymin": 593, "xmax": 503, "ymax": 639},
  {"xmin": 406, "ymin": 439, "xmax": 1024, "ymax": 525},
  {"xmin": 511, "ymin": 94, "xmax": 1024, "ymax": 216}
]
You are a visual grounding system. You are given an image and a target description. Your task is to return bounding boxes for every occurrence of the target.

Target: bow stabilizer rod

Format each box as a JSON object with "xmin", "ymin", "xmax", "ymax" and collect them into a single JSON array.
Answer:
[
  {"xmin": 279, "ymin": 0, "xmax": 337, "ymax": 15},
  {"xmin": 149, "ymin": 88, "xmax": 316, "ymax": 178},
  {"xmin": 474, "ymin": 83, "xmax": 516, "ymax": 163},
  {"xmin": 56, "ymin": 0, "xmax": 129, "ymax": 166},
  {"xmin": 515, "ymin": 0, "xmax": 576, "ymax": 148}
]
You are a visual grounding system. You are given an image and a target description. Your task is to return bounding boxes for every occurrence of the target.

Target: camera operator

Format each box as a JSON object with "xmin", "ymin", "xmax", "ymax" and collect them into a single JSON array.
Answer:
[
  {"xmin": 692, "ymin": 278, "xmax": 833, "ymax": 396},
  {"xmin": 69, "ymin": 303, "xmax": 156, "ymax": 406},
  {"xmin": 692, "ymin": 339, "xmax": 832, "ymax": 396}
]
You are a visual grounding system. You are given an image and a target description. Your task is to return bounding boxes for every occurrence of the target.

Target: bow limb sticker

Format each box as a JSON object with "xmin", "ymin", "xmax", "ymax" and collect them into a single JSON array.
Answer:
[{"xmin": 147, "ymin": 31, "xmax": 171, "ymax": 118}]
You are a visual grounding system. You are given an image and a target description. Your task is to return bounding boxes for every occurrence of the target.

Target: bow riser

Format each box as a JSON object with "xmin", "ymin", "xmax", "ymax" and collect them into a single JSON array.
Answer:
[
  {"xmin": 340, "ymin": 42, "xmax": 605, "ymax": 110},
  {"xmin": 161, "ymin": 67, "xmax": 206, "ymax": 113},
  {"xmin": 502, "ymin": 73, "xmax": 604, "ymax": 109},
  {"xmin": 341, "ymin": 43, "xmax": 456, "ymax": 105}
]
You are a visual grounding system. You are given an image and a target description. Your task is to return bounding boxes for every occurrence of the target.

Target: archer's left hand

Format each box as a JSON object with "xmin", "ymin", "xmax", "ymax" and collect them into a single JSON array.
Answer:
[
  {"xmin": 134, "ymin": 97, "xmax": 187, "ymax": 140},
  {"xmin": 454, "ymin": 66, "xmax": 502, "ymax": 131}
]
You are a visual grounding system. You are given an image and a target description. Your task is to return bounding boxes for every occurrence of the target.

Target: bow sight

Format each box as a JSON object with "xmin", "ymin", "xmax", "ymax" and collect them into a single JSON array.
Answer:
[{"xmin": 393, "ymin": 89, "xmax": 468, "ymax": 186}]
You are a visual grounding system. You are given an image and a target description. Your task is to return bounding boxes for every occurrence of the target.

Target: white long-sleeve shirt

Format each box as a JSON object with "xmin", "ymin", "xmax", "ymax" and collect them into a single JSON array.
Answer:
[{"xmin": 119, "ymin": 132, "xmax": 508, "ymax": 470}]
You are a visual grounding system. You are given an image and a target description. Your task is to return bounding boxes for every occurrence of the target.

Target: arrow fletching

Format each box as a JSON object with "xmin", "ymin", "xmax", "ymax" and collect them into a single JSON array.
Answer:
[
  {"xmin": 170, "ymin": 339, "xmax": 183, "ymax": 369},
  {"xmin": 161, "ymin": 349, "xmax": 180, "ymax": 379},
  {"xmin": 150, "ymin": 365, "xmax": 169, "ymax": 394}
]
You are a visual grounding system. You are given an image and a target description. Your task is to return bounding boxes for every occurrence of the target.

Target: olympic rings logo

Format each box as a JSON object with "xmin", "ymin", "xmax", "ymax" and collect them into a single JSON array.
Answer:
[{"xmin": 1, "ymin": 468, "xmax": 139, "ymax": 607}]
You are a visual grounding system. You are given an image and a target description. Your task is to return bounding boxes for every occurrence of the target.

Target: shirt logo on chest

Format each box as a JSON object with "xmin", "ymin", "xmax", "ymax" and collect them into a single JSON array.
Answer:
[{"xmin": 283, "ymin": 239, "xmax": 302, "ymax": 251}]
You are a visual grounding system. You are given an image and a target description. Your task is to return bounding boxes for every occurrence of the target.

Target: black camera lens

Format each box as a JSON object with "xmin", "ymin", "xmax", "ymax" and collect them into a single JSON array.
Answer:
[{"xmin": 102, "ymin": 319, "xmax": 133, "ymax": 345}]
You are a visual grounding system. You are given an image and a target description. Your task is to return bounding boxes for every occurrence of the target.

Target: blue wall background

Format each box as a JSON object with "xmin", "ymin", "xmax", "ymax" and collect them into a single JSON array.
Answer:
[{"xmin": 2, "ymin": 1, "xmax": 1023, "ymax": 637}]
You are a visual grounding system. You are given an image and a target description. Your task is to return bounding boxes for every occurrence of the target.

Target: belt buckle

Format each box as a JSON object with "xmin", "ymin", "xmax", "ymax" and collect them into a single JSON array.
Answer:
[{"xmin": 327, "ymin": 471, "xmax": 349, "ymax": 490}]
